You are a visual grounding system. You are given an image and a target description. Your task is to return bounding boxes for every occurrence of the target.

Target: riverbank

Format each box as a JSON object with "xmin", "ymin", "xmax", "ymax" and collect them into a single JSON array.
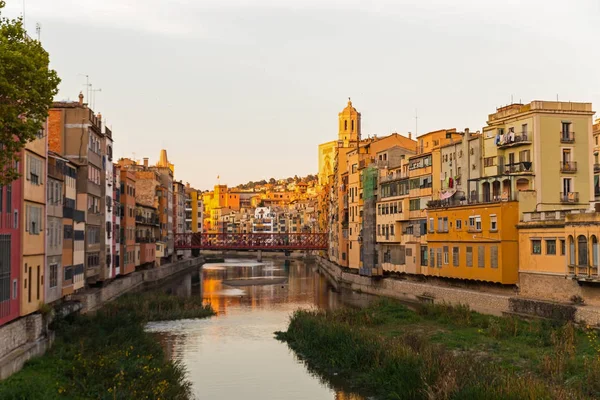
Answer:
[
  {"xmin": 317, "ymin": 256, "xmax": 600, "ymax": 324},
  {"xmin": 0, "ymin": 291, "xmax": 215, "ymax": 399},
  {"xmin": 277, "ymin": 299, "xmax": 600, "ymax": 399}
]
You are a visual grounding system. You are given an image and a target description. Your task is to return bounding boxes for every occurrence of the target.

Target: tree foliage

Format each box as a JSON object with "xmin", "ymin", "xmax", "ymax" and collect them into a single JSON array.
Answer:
[{"xmin": 0, "ymin": 1, "xmax": 60, "ymax": 185}]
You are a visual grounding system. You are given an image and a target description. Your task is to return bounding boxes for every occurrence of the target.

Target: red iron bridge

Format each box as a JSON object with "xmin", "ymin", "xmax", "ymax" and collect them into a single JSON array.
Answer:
[{"xmin": 174, "ymin": 233, "xmax": 328, "ymax": 251}]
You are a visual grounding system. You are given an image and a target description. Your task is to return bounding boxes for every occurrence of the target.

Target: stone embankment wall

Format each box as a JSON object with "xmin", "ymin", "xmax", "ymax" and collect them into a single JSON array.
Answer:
[
  {"xmin": 0, "ymin": 257, "xmax": 204, "ymax": 380},
  {"xmin": 0, "ymin": 314, "xmax": 50, "ymax": 380},
  {"xmin": 317, "ymin": 257, "xmax": 600, "ymax": 325},
  {"xmin": 75, "ymin": 257, "xmax": 204, "ymax": 313}
]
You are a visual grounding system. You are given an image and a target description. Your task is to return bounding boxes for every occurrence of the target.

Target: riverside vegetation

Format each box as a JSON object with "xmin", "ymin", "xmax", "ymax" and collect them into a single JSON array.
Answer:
[
  {"xmin": 276, "ymin": 299, "xmax": 600, "ymax": 400},
  {"xmin": 0, "ymin": 292, "xmax": 215, "ymax": 400}
]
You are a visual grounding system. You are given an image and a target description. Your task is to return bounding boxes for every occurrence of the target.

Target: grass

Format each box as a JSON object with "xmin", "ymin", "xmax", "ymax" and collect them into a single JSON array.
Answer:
[
  {"xmin": 276, "ymin": 299, "xmax": 600, "ymax": 399},
  {"xmin": 0, "ymin": 291, "xmax": 215, "ymax": 400}
]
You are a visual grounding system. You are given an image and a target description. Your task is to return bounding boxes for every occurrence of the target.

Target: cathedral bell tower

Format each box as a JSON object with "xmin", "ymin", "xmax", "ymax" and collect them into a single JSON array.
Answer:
[{"xmin": 338, "ymin": 98, "xmax": 361, "ymax": 147}]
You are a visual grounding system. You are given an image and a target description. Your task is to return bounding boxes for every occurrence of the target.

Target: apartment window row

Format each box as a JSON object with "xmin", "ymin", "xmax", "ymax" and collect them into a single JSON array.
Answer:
[
  {"xmin": 89, "ymin": 133, "xmax": 101, "ymax": 154},
  {"xmin": 531, "ymin": 238, "xmax": 565, "ymax": 256},
  {"xmin": 26, "ymin": 154, "xmax": 44, "ymax": 185},
  {"xmin": 87, "ymin": 252, "xmax": 100, "ymax": 267},
  {"xmin": 25, "ymin": 205, "xmax": 43, "ymax": 235},
  {"xmin": 409, "ymin": 155, "xmax": 432, "ymax": 170},
  {"xmin": 47, "ymin": 179, "xmax": 63, "ymax": 205},
  {"xmin": 87, "ymin": 226, "xmax": 101, "ymax": 244},
  {"xmin": 88, "ymin": 165, "xmax": 101, "ymax": 185},
  {"xmin": 87, "ymin": 195, "xmax": 100, "ymax": 214},
  {"xmin": 378, "ymin": 202, "xmax": 401, "ymax": 215},
  {"xmin": 377, "ymin": 224, "xmax": 395, "ymax": 238},
  {"xmin": 47, "ymin": 219, "xmax": 63, "ymax": 248},
  {"xmin": 427, "ymin": 245, "xmax": 499, "ymax": 269},
  {"xmin": 409, "ymin": 176, "xmax": 432, "ymax": 190}
]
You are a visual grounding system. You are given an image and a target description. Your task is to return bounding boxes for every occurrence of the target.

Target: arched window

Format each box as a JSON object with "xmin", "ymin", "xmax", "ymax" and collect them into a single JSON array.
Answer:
[
  {"xmin": 344, "ymin": 120, "xmax": 348, "ymax": 131},
  {"xmin": 578, "ymin": 235, "xmax": 588, "ymax": 266},
  {"xmin": 592, "ymin": 236, "xmax": 599, "ymax": 267},
  {"xmin": 569, "ymin": 236, "xmax": 575, "ymax": 265}
]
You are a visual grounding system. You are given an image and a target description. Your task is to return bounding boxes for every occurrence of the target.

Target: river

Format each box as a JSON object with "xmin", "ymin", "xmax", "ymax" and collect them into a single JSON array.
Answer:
[{"xmin": 145, "ymin": 257, "xmax": 370, "ymax": 400}]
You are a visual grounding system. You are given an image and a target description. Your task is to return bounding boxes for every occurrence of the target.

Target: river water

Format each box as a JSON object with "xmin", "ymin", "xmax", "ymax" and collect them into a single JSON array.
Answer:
[{"xmin": 145, "ymin": 258, "xmax": 370, "ymax": 400}]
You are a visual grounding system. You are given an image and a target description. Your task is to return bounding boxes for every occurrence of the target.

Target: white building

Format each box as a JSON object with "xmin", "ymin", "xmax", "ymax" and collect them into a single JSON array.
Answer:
[{"xmin": 252, "ymin": 207, "xmax": 275, "ymax": 233}]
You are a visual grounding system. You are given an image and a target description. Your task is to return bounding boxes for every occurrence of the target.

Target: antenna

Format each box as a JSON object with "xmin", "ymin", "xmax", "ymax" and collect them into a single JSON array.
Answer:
[
  {"xmin": 78, "ymin": 74, "xmax": 90, "ymax": 101},
  {"xmin": 415, "ymin": 109, "xmax": 418, "ymax": 137},
  {"xmin": 35, "ymin": 23, "xmax": 41, "ymax": 41},
  {"xmin": 22, "ymin": 0, "xmax": 25, "ymax": 30},
  {"xmin": 511, "ymin": 94, "xmax": 513, "ymax": 104}
]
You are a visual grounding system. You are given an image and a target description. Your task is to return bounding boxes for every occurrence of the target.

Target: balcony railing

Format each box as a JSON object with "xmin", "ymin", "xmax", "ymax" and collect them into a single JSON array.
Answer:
[
  {"xmin": 380, "ymin": 171, "xmax": 408, "ymax": 183},
  {"xmin": 560, "ymin": 192, "xmax": 579, "ymax": 203},
  {"xmin": 560, "ymin": 131, "xmax": 575, "ymax": 143},
  {"xmin": 496, "ymin": 132, "xmax": 531, "ymax": 148},
  {"xmin": 136, "ymin": 237, "xmax": 157, "ymax": 244},
  {"xmin": 595, "ymin": 163, "xmax": 600, "ymax": 173},
  {"xmin": 135, "ymin": 214, "xmax": 160, "ymax": 225},
  {"xmin": 498, "ymin": 161, "xmax": 533, "ymax": 175},
  {"xmin": 560, "ymin": 161, "xmax": 577, "ymax": 173}
]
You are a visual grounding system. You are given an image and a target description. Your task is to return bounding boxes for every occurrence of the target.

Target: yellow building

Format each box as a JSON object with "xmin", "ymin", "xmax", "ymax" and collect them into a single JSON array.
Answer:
[
  {"xmin": 517, "ymin": 210, "xmax": 600, "ymax": 306},
  {"xmin": 478, "ymin": 101, "xmax": 595, "ymax": 212},
  {"xmin": 426, "ymin": 201, "xmax": 519, "ymax": 284},
  {"xmin": 202, "ymin": 185, "xmax": 241, "ymax": 233},
  {"xmin": 593, "ymin": 119, "xmax": 600, "ymax": 201},
  {"xmin": 21, "ymin": 128, "xmax": 47, "ymax": 315}
]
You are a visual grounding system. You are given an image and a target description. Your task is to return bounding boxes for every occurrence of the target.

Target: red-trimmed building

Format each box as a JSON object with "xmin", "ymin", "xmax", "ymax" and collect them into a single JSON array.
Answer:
[{"xmin": 0, "ymin": 169, "xmax": 22, "ymax": 326}]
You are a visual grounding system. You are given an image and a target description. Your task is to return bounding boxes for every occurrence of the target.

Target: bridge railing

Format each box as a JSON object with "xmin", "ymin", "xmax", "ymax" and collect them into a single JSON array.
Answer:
[{"xmin": 174, "ymin": 232, "xmax": 328, "ymax": 250}]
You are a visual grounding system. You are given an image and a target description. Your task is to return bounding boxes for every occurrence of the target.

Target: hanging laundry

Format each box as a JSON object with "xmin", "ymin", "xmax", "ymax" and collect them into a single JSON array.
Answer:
[{"xmin": 449, "ymin": 177, "xmax": 454, "ymax": 188}]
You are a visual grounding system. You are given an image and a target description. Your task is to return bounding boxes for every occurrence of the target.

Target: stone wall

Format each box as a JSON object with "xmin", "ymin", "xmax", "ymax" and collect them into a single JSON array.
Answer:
[
  {"xmin": 76, "ymin": 256, "xmax": 204, "ymax": 313},
  {"xmin": 317, "ymin": 257, "xmax": 600, "ymax": 324},
  {"xmin": 0, "ymin": 314, "xmax": 49, "ymax": 380}
]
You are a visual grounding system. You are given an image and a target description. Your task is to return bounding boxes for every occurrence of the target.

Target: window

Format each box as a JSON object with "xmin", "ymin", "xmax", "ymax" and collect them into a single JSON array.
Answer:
[
  {"xmin": 87, "ymin": 226, "xmax": 101, "ymax": 244},
  {"xmin": 466, "ymin": 247, "xmax": 473, "ymax": 267},
  {"xmin": 409, "ymin": 199, "xmax": 420, "ymax": 211},
  {"xmin": 443, "ymin": 246, "xmax": 449, "ymax": 265},
  {"xmin": 26, "ymin": 205, "xmax": 42, "ymax": 235},
  {"xmin": 490, "ymin": 215, "xmax": 497, "ymax": 231},
  {"xmin": 593, "ymin": 236, "xmax": 599, "ymax": 267},
  {"xmin": 87, "ymin": 195, "xmax": 100, "ymax": 214},
  {"xmin": 429, "ymin": 218, "xmax": 435, "ymax": 232},
  {"xmin": 27, "ymin": 154, "xmax": 43, "ymax": 185},
  {"xmin": 468, "ymin": 216, "xmax": 475, "ymax": 229},
  {"xmin": 491, "ymin": 246, "xmax": 498, "ymax": 268},
  {"xmin": 484, "ymin": 157, "xmax": 495, "ymax": 167},
  {"xmin": 546, "ymin": 239, "xmax": 556, "ymax": 255},
  {"xmin": 560, "ymin": 239, "xmax": 566, "ymax": 256},
  {"xmin": 531, "ymin": 239, "xmax": 542, "ymax": 255},
  {"xmin": 443, "ymin": 217, "xmax": 448, "ymax": 232},
  {"xmin": 49, "ymin": 264, "xmax": 58, "ymax": 288},
  {"xmin": 390, "ymin": 225, "xmax": 395, "ymax": 236},
  {"xmin": 377, "ymin": 225, "xmax": 381, "ymax": 236},
  {"xmin": 436, "ymin": 248, "xmax": 442, "ymax": 268},
  {"xmin": 456, "ymin": 220, "xmax": 462, "ymax": 230},
  {"xmin": 419, "ymin": 246, "xmax": 427, "ymax": 266},
  {"xmin": 0, "ymin": 235, "xmax": 10, "ymax": 306},
  {"xmin": 475, "ymin": 216, "xmax": 481, "ymax": 231},
  {"xmin": 437, "ymin": 217, "xmax": 442, "ymax": 231},
  {"xmin": 429, "ymin": 248, "xmax": 434, "ymax": 267},
  {"xmin": 452, "ymin": 247, "xmax": 459, "ymax": 266},
  {"xmin": 478, "ymin": 246, "xmax": 485, "ymax": 268}
]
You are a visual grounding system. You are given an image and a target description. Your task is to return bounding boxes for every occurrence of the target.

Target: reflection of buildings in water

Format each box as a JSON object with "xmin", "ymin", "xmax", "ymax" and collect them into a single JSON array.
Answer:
[
  {"xmin": 335, "ymin": 391, "xmax": 365, "ymax": 400},
  {"xmin": 153, "ymin": 332, "xmax": 188, "ymax": 362}
]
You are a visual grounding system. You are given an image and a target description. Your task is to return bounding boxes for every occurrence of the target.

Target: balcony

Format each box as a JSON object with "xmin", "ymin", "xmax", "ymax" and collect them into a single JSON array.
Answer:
[
  {"xmin": 595, "ymin": 164, "xmax": 600, "ymax": 173},
  {"xmin": 497, "ymin": 132, "xmax": 531, "ymax": 149},
  {"xmin": 560, "ymin": 131, "xmax": 575, "ymax": 143},
  {"xmin": 498, "ymin": 162, "xmax": 533, "ymax": 175},
  {"xmin": 136, "ymin": 237, "xmax": 157, "ymax": 244},
  {"xmin": 560, "ymin": 192, "xmax": 579, "ymax": 203},
  {"xmin": 560, "ymin": 161, "xmax": 577, "ymax": 173},
  {"xmin": 568, "ymin": 265, "xmax": 599, "ymax": 280},
  {"xmin": 135, "ymin": 214, "xmax": 160, "ymax": 226}
]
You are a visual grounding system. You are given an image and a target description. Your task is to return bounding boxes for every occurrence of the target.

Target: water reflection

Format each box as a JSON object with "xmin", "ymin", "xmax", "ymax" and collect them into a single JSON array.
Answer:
[{"xmin": 147, "ymin": 258, "xmax": 370, "ymax": 400}]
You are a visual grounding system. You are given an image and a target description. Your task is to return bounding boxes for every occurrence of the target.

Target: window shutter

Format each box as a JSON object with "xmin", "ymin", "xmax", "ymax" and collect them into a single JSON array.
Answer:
[
  {"xmin": 478, "ymin": 246, "xmax": 485, "ymax": 268},
  {"xmin": 491, "ymin": 246, "xmax": 498, "ymax": 268}
]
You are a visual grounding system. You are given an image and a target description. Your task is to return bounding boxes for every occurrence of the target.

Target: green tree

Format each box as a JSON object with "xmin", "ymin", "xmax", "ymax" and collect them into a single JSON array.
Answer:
[
  {"xmin": 0, "ymin": 1, "xmax": 60, "ymax": 185},
  {"xmin": 269, "ymin": 177, "xmax": 276, "ymax": 184}
]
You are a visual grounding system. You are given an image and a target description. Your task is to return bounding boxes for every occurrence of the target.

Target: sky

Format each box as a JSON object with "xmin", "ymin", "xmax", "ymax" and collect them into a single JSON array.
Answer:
[{"xmin": 4, "ymin": 0, "xmax": 600, "ymax": 190}]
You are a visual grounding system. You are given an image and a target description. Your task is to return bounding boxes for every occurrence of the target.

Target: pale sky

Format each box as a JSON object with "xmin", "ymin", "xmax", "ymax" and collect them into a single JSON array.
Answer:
[{"xmin": 5, "ymin": 0, "xmax": 600, "ymax": 190}]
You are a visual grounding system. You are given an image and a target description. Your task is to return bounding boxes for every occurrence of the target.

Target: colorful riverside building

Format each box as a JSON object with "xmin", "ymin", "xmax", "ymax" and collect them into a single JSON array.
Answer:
[
  {"xmin": 119, "ymin": 168, "xmax": 137, "ymax": 275},
  {"xmin": 427, "ymin": 101, "xmax": 594, "ymax": 285},
  {"xmin": 46, "ymin": 152, "xmax": 66, "ymax": 303},
  {"xmin": 21, "ymin": 121, "xmax": 47, "ymax": 315},
  {"xmin": 49, "ymin": 94, "xmax": 109, "ymax": 284},
  {"xmin": 593, "ymin": 119, "xmax": 600, "ymax": 202},
  {"xmin": 0, "ymin": 155, "xmax": 22, "ymax": 326},
  {"xmin": 202, "ymin": 185, "xmax": 241, "ymax": 233}
]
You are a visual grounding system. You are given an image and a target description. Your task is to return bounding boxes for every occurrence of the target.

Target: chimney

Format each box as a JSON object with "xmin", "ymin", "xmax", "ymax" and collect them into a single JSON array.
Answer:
[
  {"xmin": 464, "ymin": 128, "xmax": 470, "ymax": 139},
  {"xmin": 97, "ymin": 112, "xmax": 102, "ymax": 121},
  {"xmin": 186, "ymin": 182, "xmax": 190, "ymax": 189},
  {"xmin": 408, "ymin": 132, "xmax": 412, "ymax": 140},
  {"xmin": 143, "ymin": 157, "xmax": 149, "ymax": 168},
  {"xmin": 78, "ymin": 92, "xmax": 84, "ymax": 106}
]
